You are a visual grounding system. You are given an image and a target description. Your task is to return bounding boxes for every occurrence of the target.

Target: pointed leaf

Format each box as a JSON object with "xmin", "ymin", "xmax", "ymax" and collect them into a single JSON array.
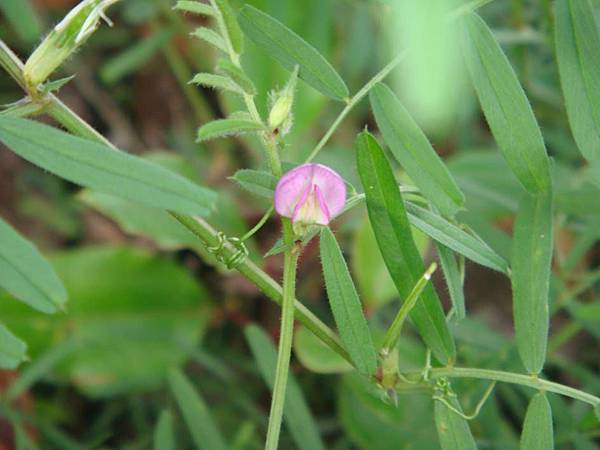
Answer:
[
  {"xmin": 175, "ymin": 1, "xmax": 215, "ymax": 16},
  {"xmin": 436, "ymin": 243, "xmax": 466, "ymax": 320},
  {"xmin": 555, "ymin": 0, "xmax": 600, "ymax": 161},
  {"xmin": 0, "ymin": 216, "xmax": 66, "ymax": 313},
  {"xmin": 461, "ymin": 13, "xmax": 551, "ymax": 193},
  {"xmin": 191, "ymin": 27, "xmax": 228, "ymax": 52},
  {"xmin": 190, "ymin": 73, "xmax": 244, "ymax": 94},
  {"xmin": 197, "ymin": 118, "xmax": 264, "ymax": 142},
  {"xmin": 239, "ymin": 5, "xmax": 349, "ymax": 100},
  {"xmin": 370, "ymin": 83, "xmax": 465, "ymax": 217},
  {"xmin": 168, "ymin": 369, "xmax": 227, "ymax": 450},
  {"xmin": 216, "ymin": 59, "xmax": 256, "ymax": 95},
  {"xmin": 511, "ymin": 189, "xmax": 553, "ymax": 374},
  {"xmin": 320, "ymin": 227, "xmax": 378, "ymax": 375},
  {"xmin": 434, "ymin": 395, "xmax": 477, "ymax": 450},
  {"xmin": 229, "ymin": 169, "xmax": 277, "ymax": 199},
  {"xmin": 0, "ymin": 324, "xmax": 27, "ymax": 370},
  {"xmin": 244, "ymin": 325, "xmax": 326, "ymax": 450},
  {"xmin": 0, "ymin": 117, "xmax": 216, "ymax": 217},
  {"xmin": 154, "ymin": 410, "xmax": 176, "ymax": 450},
  {"xmin": 406, "ymin": 202, "xmax": 508, "ymax": 273},
  {"xmin": 520, "ymin": 393, "xmax": 553, "ymax": 450},
  {"xmin": 213, "ymin": 0, "xmax": 244, "ymax": 54},
  {"xmin": 356, "ymin": 131, "xmax": 455, "ymax": 364}
]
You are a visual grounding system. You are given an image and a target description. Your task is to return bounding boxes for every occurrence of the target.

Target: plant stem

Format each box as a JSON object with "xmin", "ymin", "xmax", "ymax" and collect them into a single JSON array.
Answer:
[
  {"xmin": 304, "ymin": 51, "xmax": 407, "ymax": 164},
  {"xmin": 426, "ymin": 367, "xmax": 600, "ymax": 407},
  {"xmin": 265, "ymin": 220, "xmax": 298, "ymax": 450}
]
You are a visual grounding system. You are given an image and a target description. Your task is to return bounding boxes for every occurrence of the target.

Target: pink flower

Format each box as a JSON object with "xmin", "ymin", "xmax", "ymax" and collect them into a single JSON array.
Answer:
[{"xmin": 274, "ymin": 163, "xmax": 346, "ymax": 234}]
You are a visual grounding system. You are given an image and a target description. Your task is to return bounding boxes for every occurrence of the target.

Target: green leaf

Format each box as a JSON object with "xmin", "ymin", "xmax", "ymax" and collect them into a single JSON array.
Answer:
[
  {"xmin": 239, "ymin": 5, "xmax": 349, "ymax": 100},
  {"xmin": 100, "ymin": 29, "xmax": 175, "ymax": 85},
  {"xmin": 213, "ymin": 0, "xmax": 244, "ymax": 54},
  {"xmin": 244, "ymin": 325, "xmax": 326, "ymax": 450},
  {"xmin": 0, "ymin": 0, "xmax": 41, "ymax": 44},
  {"xmin": 174, "ymin": 0, "xmax": 215, "ymax": 16},
  {"xmin": 406, "ymin": 203, "xmax": 509, "ymax": 273},
  {"xmin": 555, "ymin": 0, "xmax": 600, "ymax": 161},
  {"xmin": 197, "ymin": 118, "xmax": 264, "ymax": 142},
  {"xmin": 434, "ymin": 394, "xmax": 477, "ymax": 450},
  {"xmin": 154, "ymin": 410, "xmax": 176, "ymax": 450},
  {"xmin": 1, "ymin": 247, "xmax": 211, "ymax": 398},
  {"xmin": 436, "ymin": 243, "xmax": 466, "ymax": 320},
  {"xmin": 0, "ymin": 324, "xmax": 27, "ymax": 369},
  {"xmin": 0, "ymin": 117, "xmax": 216, "ymax": 217},
  {"xmin": 520, "ymin": 393, "xmax": 553, "ymax": 450},
  {"xmin": 511, "ymin": 189, "xmax": 553, "ymax": 374},
  {"xmin": 229, "ymin": 169, "xmax": 277, "ymax": 199},
  {"xmin": 319, "ymin": 227, "xmax": 378, "ymax": 375},
  {"xmin": 370, "ymin": 83, "xmax": 465, "ymax": 217},
  {"xmin": 461, "ymin": 13, "xmax": 551, "ymax": 193},
  {"xmin": 356, "ymin": 131, "xmax": 455, "ymax": 364},
  {"xmin": 168, "ymin": 369, "xmax": 228, "ymax": 450},
  {"xmin": 0, "ymin": 216, "xmax": 67, "ymax": 313},
  {"xmin": 191, "ymin": 27, "xmax": 228, "ymax": 52},
  {"xmin": 216, "ymin": 58, "xmax": 257, "ymax": 95},
  {"xmin": 293, "ymin": 325, "xmax": 353, "ymax": 374},
  {"xmin": 190, "ymin": 73, "xmax": 244, "ymax": 94}
]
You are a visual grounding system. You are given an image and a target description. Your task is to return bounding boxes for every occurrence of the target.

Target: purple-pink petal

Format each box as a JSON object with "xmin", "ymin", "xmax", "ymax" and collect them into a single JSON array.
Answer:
[{"xmin": 274, "ymin": 163, "xmax": 346, "ymax": 224}]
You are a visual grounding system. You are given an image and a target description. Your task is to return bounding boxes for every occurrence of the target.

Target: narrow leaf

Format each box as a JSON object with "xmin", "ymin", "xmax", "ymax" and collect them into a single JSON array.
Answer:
[
  {"xmin": 370, "ymin": 83, "xmax": 465, "ymax": 217},
  {"xmin": 555, "ymin": 0, "xmax": 600, "ymax": 161},
  {"xmin": 229, "ymin": 169, "xmax": 277, "ymax": 199},
  {"xmin": 511, "ymin": 189, "xmax": 553, "ymax": 374},
  {"xmin": 356, "ymin": 131, "xmax": 455, "ymax": 364},
  {"xmin": 213, "ymin": 0, "xmax": 244, "ymax": 54},
  {"xmin": 0, "ymin": 216, "xmax": 67, "ymax": 313},
  {"xmin": 434, "ymin": 395, "xmax": 477, "ymax": 450},
  {"xmin": 436, "ymin": 243, "xmax": 466, "ymax": 320},
  {"xmin": 197, "ymin": 118, "xmax": 264, "ymax": 142},
  {"xmin": 319, "ymin": 228, "xmax": 378, "ymax": 375},
  {"xmin": 520, "ymin": 393, "xmax": 553, "ymax": 450},
  {"xmin": 175, "ymin": 0, "xmax": 215, "ymax": 16},
  {"xmin": 191, "ymin": 27, "xmax": 228, "ymax": 53},
  {"xmin": 244, "ymin": 325, "xmax": 326, "ymax": 450},
  {"xmin": 216, "ymin": 58, "xmax": 256, "ymax": 95},
  {"xmin": 168, "ymin": 369, "xmax": 228, "ymax": 450},
  {"xmin": 461, "ymin": 13, "xmax": 551, "ymax": 193},
  {"xmin": 190, "ymin": 73, "xmax": 244, "ymax": 94},
  {"xmin": 0, "ymin": 324, "xmax": 27, "ymax": 370},
  {"xmin": 239, "ymin": 5, "xmax": 349, "ymax": 100},
  {"xmin": 406, "ymin": 202, "xmax": 508, "ymax": 273},
  {"xmin": 0, "ymin": 117, "xmax": 216, "ymax": 217},
  {"xmin": 154, "ymin": 410, "xmax": 176, "ymax": 450}
]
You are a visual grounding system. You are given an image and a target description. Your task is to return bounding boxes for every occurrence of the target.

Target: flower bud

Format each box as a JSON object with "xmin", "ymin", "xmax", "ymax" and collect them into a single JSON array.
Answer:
[
  {"xmin": 24, "ymin": 0, "xmax": 119, "ymax": 91},
  {"xmin": 267, "ymin": 65, "xmax": 299, "ymax": 133},
  {"xmin": 274, "ymin": 163, "xmax": 346, "ymax": 237}
]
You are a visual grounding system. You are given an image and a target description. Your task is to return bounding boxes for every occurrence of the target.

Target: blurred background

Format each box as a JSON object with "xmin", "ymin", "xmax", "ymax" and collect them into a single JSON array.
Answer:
[{"xmin": 0, "ymin": 0, "xmax": 598, "ymax": 448}]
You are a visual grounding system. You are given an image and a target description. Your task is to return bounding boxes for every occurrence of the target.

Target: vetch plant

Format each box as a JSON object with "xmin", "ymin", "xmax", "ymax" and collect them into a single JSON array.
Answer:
[{"xmin": 0, "ymin": 0, "xmax": 599, "ymax": 449}]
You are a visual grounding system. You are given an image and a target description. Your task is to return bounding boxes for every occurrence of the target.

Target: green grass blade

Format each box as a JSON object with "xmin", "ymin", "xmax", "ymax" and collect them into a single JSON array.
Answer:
[
  {"xmin": 197, "ymin": 118, "xmax": 264, "ymax": 142},
  {"xmin": 0, "ymin": 117, "xmax": 216, "ymax": 217},
  {"xmin": 511, "ymin": 189, "xmax": 553, "ymax": 374},
  {"xmin": 436, "ymin": 243, "xmax": 466, "ymax": 320},
  {"xmin": 154, "ymin": 410, "xmax": 176, "ymax": 450},
  {"xmin": 555, "ymin": 0, "xmax": 600, "ymax": 161},
  {"xmin": 319, "ymin": 227, "xmax": 378, "ymax": 375},
  {"xmin": 168, "ymin": 369, "xmax": 228, "ymax": 450},
  {"xmin": 356, "ymin": 130, "xmax": 455, "ymax": 364},
  {"xmin": 370, "ymin": 83, "xmax": 465, "ymax": 217},
  {"xmin": 239, "ymin": 5, "xmax": 349, "ymax": 100},
  {"xmin": 461, "ymin": 13, "xmax": 551, "ymax": 193},
  {"xmin": 0, "ymin": 324, "xmax": 27, "ymax": 370},
  {"xmin": 244, "ymin": 325, "xmax": 326, "ymax": 450},
  {"xmin": 434, "ymin": 395, "xmax": 478, "ymax": 450},
  {"xmin": 0, "ymin": 216, "xmax": 67, "ymax": 313}
]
